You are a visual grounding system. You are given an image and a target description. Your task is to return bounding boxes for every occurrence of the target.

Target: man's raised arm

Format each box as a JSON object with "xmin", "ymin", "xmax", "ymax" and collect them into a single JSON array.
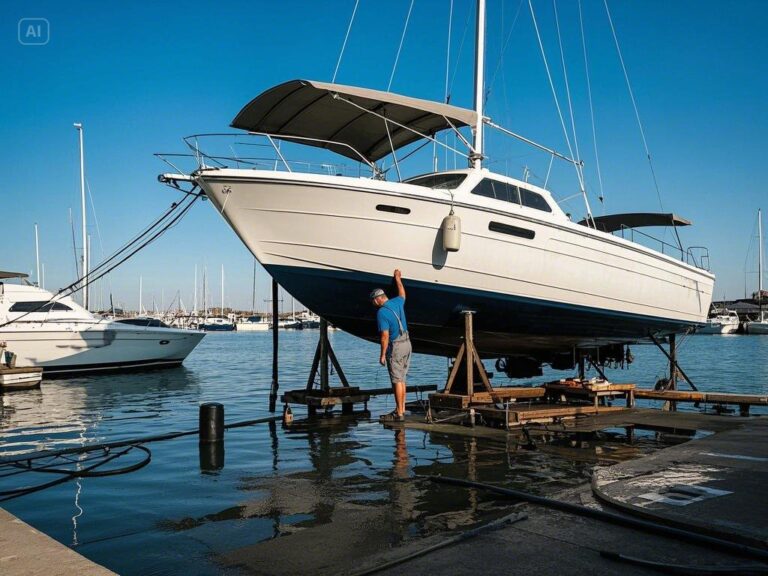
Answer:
[{"xmin": 394, "ymin": 269, "xmax": 406, "ymax": 299}]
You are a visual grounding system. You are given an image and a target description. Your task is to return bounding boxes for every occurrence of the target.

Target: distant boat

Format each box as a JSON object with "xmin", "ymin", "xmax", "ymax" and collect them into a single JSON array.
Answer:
[
  {"xmin": 236, "ymin": 315, "xmax": 270, "ymax": 331},
  {"xmin": 697, "ymin": 309, "xmax": 740, "ymax": 334},
  {"xmin": 198, "ymin": 316, "xmax": 236, "ymax": 331},
  {"xmin": 0, "ymin": 271, "xmax": 204, "ymax": 375},
  {"xmin": 272, "ymin": 318, "xmax": 302, "ymax": 330},
  {"xmin": 295, "ymin": 310, "xmax": 321, "ymax": 329},
  {"xmin": 745, "ymin": 209, "xmax": 768, "ymax": 334}
]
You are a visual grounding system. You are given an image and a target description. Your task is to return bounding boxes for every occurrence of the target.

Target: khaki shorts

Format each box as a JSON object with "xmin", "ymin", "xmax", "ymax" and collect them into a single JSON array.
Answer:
[{"xmin": 387, "ymin": 334, "xmax": 411, "ymax": 384}]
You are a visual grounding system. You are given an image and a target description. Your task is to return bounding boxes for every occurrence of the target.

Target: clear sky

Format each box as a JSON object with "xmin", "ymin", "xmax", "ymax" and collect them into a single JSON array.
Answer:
[{"xmin": 2, "ymin": 0, "xmax": 766, "ymax": 311}]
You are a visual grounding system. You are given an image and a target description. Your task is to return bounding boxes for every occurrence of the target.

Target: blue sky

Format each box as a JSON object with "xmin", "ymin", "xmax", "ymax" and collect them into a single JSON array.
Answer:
[{"xmin": 1, "ymin": 0, "xmax": 766, "ymax": 311}]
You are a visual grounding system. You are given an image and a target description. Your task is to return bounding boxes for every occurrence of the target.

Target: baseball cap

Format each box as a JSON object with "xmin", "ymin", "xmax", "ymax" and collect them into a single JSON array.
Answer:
[{"xmin": 369, "ymin": 288, "xmax": 386, "ymax": 300}]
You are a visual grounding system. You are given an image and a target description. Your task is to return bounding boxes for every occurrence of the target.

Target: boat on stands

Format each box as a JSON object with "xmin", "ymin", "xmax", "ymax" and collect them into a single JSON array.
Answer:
[
  {"xmin": 159, "ymin": 1, "xmax": 714, "ymax": 370},
  {"xmin": 0, "ymin": 272, "xmax": 204, "ymax": 376}
]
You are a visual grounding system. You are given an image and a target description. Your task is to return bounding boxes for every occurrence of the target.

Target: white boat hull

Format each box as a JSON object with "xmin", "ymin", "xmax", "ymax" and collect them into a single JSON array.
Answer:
[
  {"xmin": 746, "ymin": 321, "xmax": 768, "ymax": 334},
  {"xmin": 236, "ymin": 322, "xmax": 270, "ymax": 332},
  {"xmin": 0, "ymin": 323, "xmax": 205, "ymax": 376},
  {"xmin": 195, "ymin": 169, "xmax": 714, "ymax": 358}
]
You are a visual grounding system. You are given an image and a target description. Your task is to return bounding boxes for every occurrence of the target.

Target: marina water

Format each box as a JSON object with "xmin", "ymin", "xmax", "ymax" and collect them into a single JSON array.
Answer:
[{"xmin": 1, "ymin": 331, "xmax": 766, "ymax": 575}]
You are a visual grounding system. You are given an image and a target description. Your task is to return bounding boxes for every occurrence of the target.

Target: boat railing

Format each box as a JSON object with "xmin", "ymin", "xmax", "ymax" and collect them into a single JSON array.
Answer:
[
  {"xmin": 616, "ymin": 225, "xmax": 710, "ymax": 271},
  {"xmin": 156, "ymin": 133, "xmax": 376, "ymax": 179}
]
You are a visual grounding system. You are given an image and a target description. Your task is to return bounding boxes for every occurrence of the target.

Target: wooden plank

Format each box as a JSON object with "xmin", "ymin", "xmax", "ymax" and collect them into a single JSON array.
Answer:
[
  {"xmin": 365, "ymin": 384, "xmax": 438, "ymax": 396},
  {"xmin": 475, "ymin": 404, "xmax": 627, "ymax": 426},
  {"xmin": 429, "ymin": 393, "xmax": 471, "ymax": 410},
  {"xmin": 635, "ymin": 389, "xmax": 768, "ymax": 406}
]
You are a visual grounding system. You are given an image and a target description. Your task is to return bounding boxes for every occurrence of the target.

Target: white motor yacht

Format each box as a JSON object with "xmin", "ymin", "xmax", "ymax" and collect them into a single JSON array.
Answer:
[
  {"xmin": 236, "ymin": 314, "xmax": 270, "ymax": 332},
  {"xmin": 0, "ymin": 272, "xmax": 205, "ymax": 376},
  {"xmin": 697, "ymin": 309, "xmax": 740, "ymax": 334}
]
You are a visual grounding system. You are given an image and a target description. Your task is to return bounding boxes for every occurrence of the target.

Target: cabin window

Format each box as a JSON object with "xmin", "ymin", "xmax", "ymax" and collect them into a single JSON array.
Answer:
[
  {"xmin": 520, "ymin": 188, "xmax": 552, "ymax": 212},
  {"xmin": 488, "ymin": 221, "xmax": 535, "ymax": 239},
  {"xmin": 376, "ymin": 204, "xmax": 411, "ymax": 215},
  {"xmin": 471, "ymin": 179, "xmax": 521, "ymax": 204},
  {"xmin": 405, "ymin": 174, "xmax": 467, "ymax": 189},
  {"xmin": 9, "ymin": 301, "xmax": 72, "ymax": 312}
]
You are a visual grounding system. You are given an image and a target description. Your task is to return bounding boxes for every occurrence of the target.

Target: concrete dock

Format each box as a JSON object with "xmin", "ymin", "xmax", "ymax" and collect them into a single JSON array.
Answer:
[
  {"xmin": 220, "ymin": 409, "xmax": 767, "ymax": 575},
  {"xmin": 0, "ymin": 508, "xmax": 116, "ymax": 576}
]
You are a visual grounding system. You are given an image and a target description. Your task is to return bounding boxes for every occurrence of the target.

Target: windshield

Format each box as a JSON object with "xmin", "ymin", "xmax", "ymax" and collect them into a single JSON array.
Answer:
[{"xmin": 405, "ymin": 173, "xmax": 467, "ymax": 190}]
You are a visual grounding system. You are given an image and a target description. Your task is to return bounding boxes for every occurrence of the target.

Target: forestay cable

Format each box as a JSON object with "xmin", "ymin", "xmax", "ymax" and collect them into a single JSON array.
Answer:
[
  {"xmin": 388, "ymin": 0, "xmax": 416, "ymax": 91},
  {"xmin": 578, "ymin": 0, "xmax": 605, "ymax": 211},
  {"xmin": 604, "ymin": 0, "xmax": 664, "ymax": 212},
  {"xmin": 528, "ymin": 0, "xmax": 593, "ymax": 224},
  {"xmin": 332, "ymin": 0, "xmax": 360, "ymax": 83}
]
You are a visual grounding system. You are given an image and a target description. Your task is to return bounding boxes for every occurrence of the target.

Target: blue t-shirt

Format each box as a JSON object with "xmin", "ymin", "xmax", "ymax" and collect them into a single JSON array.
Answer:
[{"xmin": 377, "ymin": 296, "xmax": 408, "ymax": 340}]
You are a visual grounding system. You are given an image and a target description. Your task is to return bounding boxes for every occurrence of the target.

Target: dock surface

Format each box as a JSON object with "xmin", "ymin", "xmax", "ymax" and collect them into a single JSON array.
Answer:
[{"xmin": 0, "ymin": 508, "xmax": 116, "ymax": 576}]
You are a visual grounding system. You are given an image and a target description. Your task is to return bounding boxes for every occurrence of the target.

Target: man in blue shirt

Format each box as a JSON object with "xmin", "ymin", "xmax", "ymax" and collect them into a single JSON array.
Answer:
[{"xmin": 370, "ymin": 269, "xmax": 411, "ymax": 422}]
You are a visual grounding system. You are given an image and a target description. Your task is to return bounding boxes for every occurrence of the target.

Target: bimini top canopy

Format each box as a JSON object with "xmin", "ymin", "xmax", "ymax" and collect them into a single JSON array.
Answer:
[
  {"xmin": 578, "ymin": 213, "xmax": 692, "ymax": 233},
  {"xmin": 0, "ymin": 271, "xmax": 28, "ymax": 280},
  {"xmin": 231, "ymin": 79, "xmax": 478, "ymax": 164}
]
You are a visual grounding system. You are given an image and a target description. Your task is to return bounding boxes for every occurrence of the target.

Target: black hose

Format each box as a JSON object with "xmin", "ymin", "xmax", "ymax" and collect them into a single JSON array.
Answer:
[
  {"xmin": 0, "ymin": 445, "xmax": 151, "ymax": 502},
  {"xmin": 0, "ymin": 415, "xmax": 281, "ymax": 466},
  {"xmin": 428, "ymin": 475, "xmax": 768, "ymax": 563}
]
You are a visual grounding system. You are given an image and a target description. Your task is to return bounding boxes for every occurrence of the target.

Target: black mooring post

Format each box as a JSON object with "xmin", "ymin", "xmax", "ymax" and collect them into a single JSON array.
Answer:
[{"xmin": 269, "ymin": 278, "xmax": 279, "ymax": 413}]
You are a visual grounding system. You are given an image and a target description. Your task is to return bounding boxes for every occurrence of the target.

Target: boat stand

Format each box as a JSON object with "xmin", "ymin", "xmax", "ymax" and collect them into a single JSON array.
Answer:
[
  {"xmin": 650, "ymin": 334, "xmax": 699, "ymax": 411},
  {"xmin": 281, "ymin": 318, "xmax": 370, "ymax": 418}
]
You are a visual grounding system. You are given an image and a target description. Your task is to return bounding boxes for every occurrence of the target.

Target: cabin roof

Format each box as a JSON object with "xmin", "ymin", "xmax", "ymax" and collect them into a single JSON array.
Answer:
[
  {"xmin": 0, "ymin": 271, "xmax": 29, "ymax": 280},
  {"xmin": 231, "ymin": 79, "xmax": 477, "ymax": 163},
  {"xmin": 578, "ymin": 213, "xmax": 691, "ymax": 233}
]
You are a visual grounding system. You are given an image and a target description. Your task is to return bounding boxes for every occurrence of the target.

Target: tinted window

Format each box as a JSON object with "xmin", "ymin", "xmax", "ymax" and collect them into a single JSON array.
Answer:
[
  {"xmin": 520, "ymin": 188, "xmax": 552, "ymax": 212},
  {"xmin": 406, "ymin": 174, "xmax": 467, "ymax": 189},
  {"xmin": 471, "ymin": 179, "xmax": 521, "ymax": 204},
  {"xmin": 116, "ymin": 318, "xmax": 170, "ymax": 328},
  {"xmin": 488, "ymin": 222, "xmax": 535, "ymax": 239},
  {"xmin": 376, "ymin": 204, "xmax": 411, "ymax": 215},
  {"xmin": 9, "ymin": 301, "xmax": 72, "ymax": 312}
]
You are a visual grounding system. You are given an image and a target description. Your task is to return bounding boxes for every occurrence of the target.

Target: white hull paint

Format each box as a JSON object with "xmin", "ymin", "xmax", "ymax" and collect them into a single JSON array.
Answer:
[
  {"xmin": 1, "ymin": 323, "xmax": 204, "ymax": 374},
  {"xmin": 746, "ymin": 321, "xmax": 768, "ymax": 334},
  {"xmin": 236, "ymin": 321, "xmax": 270, "ymax": 331},
  {"xmin": 193, "ymin": 168, "xmax": 714, "ymax": 355},
  {"xmin": 0, "ymin": 281, "xmax": 204, "ymax": 375}
]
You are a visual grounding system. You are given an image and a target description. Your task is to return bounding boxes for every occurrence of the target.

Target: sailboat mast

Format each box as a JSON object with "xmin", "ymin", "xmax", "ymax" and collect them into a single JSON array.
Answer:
[
  {"xmin": 471, "ymin": 0, "xmax": 486, "ymax": 170},
  {"xmin": 74, "ymin": 122, "xmax": 88, "ymax": 310},
  {"xmin": 34, "ymin": 223, "xmax": 40, "ymax": 287},
  {"xmin": 221, "ymin": 264, "xmax": 224, "ymax": 314},
  {"xmin": 759, "ymin": 208, "xmax": 764, "ymax": 296},
  {"xmin": 193, "ymin": 264, "xmax": 198, "ymax": 314}
]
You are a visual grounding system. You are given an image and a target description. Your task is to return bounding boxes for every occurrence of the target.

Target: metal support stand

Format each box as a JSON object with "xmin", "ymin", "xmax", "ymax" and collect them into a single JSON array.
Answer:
[
  {"xmin": 269, "ymin": 278, "xmax": 279, "ymax": 413},
  {"xmin": 442, "ymin": 311, "xmax": 493, "ymax": 403}
]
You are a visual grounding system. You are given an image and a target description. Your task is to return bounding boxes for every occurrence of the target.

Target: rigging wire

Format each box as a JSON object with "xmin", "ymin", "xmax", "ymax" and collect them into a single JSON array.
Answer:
[
  {"xmin": 485, "ymin": 0, "xmax": 524, "ymax": 105},
  {"xmin": 528, "ymin": 0, "xmax": 593, "ymax": 224},
  {"xmin": 447, "ymin": 3, "xmax": 473, "ymax": 104},
  {"xmin": 578, "ymin": 0, "xmax": 605, "ymax": 212},
  {"xmin": 0, "ymin": 193, "xmax": 200, "ymax": 329},
  {"xmin": 388, "ymin": 0, "xmax": 416, "ymax": 92},
  {"xmin": 603, "ymin": 0, "xmax": 664, "ymax": 213},
  {"xmin": 553, "ymin": 0, "xmax": 585, "ymax": 187},
  {"xmin": 332, "ymin": 0, "xmax": 360, "ymax": 83}
]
